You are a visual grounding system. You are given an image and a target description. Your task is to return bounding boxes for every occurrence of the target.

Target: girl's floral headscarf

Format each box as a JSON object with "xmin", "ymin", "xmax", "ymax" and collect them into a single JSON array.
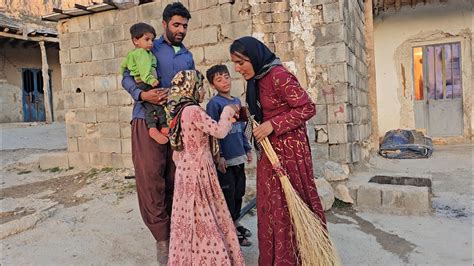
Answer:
[{"xmin": 167, "ymin": 70, "xmax": 204, "ymax": 151}]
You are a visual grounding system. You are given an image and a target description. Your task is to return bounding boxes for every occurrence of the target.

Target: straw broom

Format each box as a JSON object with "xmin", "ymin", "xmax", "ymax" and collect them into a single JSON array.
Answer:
[{"xmin": 251, "ymin": 119, "xmax": 340, "ymax": 266}]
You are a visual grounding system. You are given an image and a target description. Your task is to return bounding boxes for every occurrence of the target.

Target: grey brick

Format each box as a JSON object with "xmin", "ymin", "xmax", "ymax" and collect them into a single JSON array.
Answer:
[
  {"xmin": 59, "ymin": 33, "xmax": 79, "ymax": 50},
  {"xmin": 328, "ymin": 123, "xmax": 348, "ymax": 144},
  {"xmin": 186, "ymin": 26, "xmax": 218, "ymax": 46},
  {"xmin": 79, "ymin": 30, "xmax": 102, "ymax": 47},
  {"xmin": 120, "ymin": 122, "xmax": 131, "ymax": 138},
  {"xmin": 68, "ymin": 16, "xmax": 90, "ymax": 33},
  {"xmin": 90, "ymin": 10, "xmax": 118, "ymax": 30},
  {"xmin": 98, "ymin": 123, "xmax": 121, "ymax": 138},
  {"xmin": 68, "ymin": 152, "xmax": 90, "ymax": 169},
  {"xmin": 201, "ymin": 7, "xmax": 221, "ymax": 26},
  {"xmin": 323, "ymin": 2, "xmax": 341, "ymax": 23},
  {"xmin": 328, "ymin": 63, "xmax": 347, "ymax": 83},
  {"xmin": 90, "ymin": 152, "xmax": 112, "ymax": 168},
  {"xmin": 82, "ymin": 61, "xmax": 106, "ymax": 77},
  {"xmin": 70, "ymin": 47, "xmax": 92, "ymax": 63},
  {"xmin": 67, "ymin": 137, "xmax": 78, "ymax": 152},
  {"xmin": 114, "ymin": 40, "xmax": 135, "ymax": 58},
  {"xmin": 116, "ymin": 6, "xmax": 138, "ymax": 24},
  {"xmin": 92, "ymin": 43, "xmax": 115, "ymax": 61},
  {"xmin": 313, "ymin": 104, "xmax": 327, "ymax": 125},
  {"xmin": 59, "ymin": 50, "xmax": 70, "ymax": 64},
  {"xmin": 101, "ymin": 25, "xmax": 125, "ymax": 43},
  {"xmin": 328, "ymin": 103, "xmax": 352, "ymax": 124},
  {"xmin": 78, "ymin": 137, "xmax": 99, "ymax": 152},
  {"xmin": 66, "ymin": 123, "xmax": 86, "ymax": 138},
  {"xmin": 104, "ymin": 58, "xmax": 123, "ymax": 75},
  {"xmin": 62, "ymin": 64, "xmax": 83, "ymax": 79},
  {"xmin": 311, "ymin": 143, "xmax": 329, "ymax": 160},
  {"xmin": 85, "ymin": 92, "xmax": 108, "ymax": 108},
  {"xmin": 315, "ymin": 22, "xmax": 345, "ymax": 46},
  {"xmin": 329, "ymin": 143, "xmax": 352, "ymax": 163},
  {"xmin": 315, "ymin": 42, "xmax": 347, "ymax": 64},
  {"xmin": 94, "ymin": 75, "xmax": 118, "ymax": 92},
  {"xmin": 75, "ymin": 109, "xmax": 97, "ymax": 123},
  {"xmin": 97, "ymin": 107, "xmax": 119, "ymax": 122},
  {"xmin": 107, "ymin": 90, "xmax": 133, "ymax": 106},
  {"xmin": 63, "ymin": 93, "xmax": 85, "ymax": 109},
  {"xmin": 221, "ymin": 20, "xmax": 252, "ymax": 41},
  {"xmin": 190, "ymin": 47, "xmax": 204, "ymax": 65},
  {"xmin": 119, "ymin": 106, "xmax": 133, "ymax": 122},
  {"xmin": 99, "ymin": 138, "xmax": 122, "ymax": 153}
]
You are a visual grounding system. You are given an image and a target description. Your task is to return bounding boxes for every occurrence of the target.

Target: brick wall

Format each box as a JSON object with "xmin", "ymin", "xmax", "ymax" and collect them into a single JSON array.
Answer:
[{"xmin": 54, "ymin": 0, "xmax": 370, "ymax": 169}]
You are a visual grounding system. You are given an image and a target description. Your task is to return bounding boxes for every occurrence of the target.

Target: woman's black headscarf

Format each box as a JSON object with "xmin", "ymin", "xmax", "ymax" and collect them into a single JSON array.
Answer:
[{"xmin": 230, "ymin": 36, "xmax": 281, "ymax": 123}]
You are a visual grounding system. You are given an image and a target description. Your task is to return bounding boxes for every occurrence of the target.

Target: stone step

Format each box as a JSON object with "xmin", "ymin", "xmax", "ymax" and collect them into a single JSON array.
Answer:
[{"xmin": 348, "ymin": 174, "xmax": 432, "ymax": 215}]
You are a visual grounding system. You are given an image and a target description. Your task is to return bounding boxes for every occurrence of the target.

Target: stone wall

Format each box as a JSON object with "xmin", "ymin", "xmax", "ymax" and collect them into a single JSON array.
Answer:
[{"xmin": 50, "ymin": 0, "xmax": 370, "ymax": 169}]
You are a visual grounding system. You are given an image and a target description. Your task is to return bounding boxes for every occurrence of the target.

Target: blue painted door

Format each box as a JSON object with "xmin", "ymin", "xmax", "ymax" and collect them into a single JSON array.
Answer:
[{"xmin": 22, "ymin": 69, "xmax": 50, "ymax": 122}]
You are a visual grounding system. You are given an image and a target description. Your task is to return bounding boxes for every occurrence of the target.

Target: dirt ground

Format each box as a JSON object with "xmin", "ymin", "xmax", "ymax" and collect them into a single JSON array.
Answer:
[{"xmin": 0, "ymin": 123, "xmax": 472, "ymax": 265}]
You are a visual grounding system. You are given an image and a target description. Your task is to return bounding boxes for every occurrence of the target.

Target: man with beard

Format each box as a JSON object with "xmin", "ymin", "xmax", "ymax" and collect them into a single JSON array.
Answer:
[{"xmin": 121, "ymin": 2, "xmax": 194, "ymax": 264}]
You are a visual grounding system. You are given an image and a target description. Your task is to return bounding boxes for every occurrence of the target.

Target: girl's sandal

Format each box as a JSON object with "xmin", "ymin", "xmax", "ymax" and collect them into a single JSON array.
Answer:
[
  {"xmin": 238, "ymin": 233, "xmax": 252, "ymax": 247},
  {"xmin": 236, "ymin": 225, "xmax": 252, "ymax": 238}
]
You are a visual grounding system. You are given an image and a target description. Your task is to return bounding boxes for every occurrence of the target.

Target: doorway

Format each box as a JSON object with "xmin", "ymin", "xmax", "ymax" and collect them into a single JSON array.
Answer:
[
  {"xmin": 22, "ymin": 68, "xmax": 53, "ymax": 122},
  {"xmin": 413, "ymin": 42, "xmax": 463, "ymax": 136}
]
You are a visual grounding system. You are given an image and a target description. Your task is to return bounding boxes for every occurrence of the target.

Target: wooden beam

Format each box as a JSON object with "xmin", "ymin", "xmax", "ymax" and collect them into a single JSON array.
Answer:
[
  {"xmin": 0, "ymin": 31, "xmax": 58, "ymax": 43},
  {"xmin": 411, "ymin": 0, "xmax": 416, "ymax": 7},
  {"xmin": 383, "ymin": 0, "xmax": 388, "ymax": 11},
  {"xmin": 53, "ymin": 7, "xmax": 73, "ymax": 18},
  {"xmin": 74, "ymin": 3, "xmax": 96, "ymax": 13},
  {"xmin": 39, "ymin": 41, "xmax": 53, "ymax": 123}
]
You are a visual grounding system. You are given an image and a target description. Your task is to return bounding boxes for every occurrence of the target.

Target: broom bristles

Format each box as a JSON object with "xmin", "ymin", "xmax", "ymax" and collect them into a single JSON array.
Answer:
[{"xmin": 254, "ymin": 121, "xmax": 340, "ymax": 266}]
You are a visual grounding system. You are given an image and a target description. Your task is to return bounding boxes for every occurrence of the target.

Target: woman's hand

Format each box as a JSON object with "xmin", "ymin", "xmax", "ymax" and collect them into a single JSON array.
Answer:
[
  {"xmin": 140, "ymin": 89, "xmax": 168, "ymax": 105},
  {"xmin": 253, "ymin": 121, "xmax": 273, "ymax": 143}
]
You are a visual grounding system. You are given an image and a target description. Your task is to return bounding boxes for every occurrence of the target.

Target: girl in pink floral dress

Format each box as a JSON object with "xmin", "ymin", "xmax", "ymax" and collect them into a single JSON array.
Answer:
[{"xmin": 166, "ymin": 70, "xmax": 244, "ymax": 266}]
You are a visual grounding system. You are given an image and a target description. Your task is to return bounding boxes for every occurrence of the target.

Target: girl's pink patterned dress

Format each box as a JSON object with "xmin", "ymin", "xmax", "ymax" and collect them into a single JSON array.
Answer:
[{"xmin": 168, "ymin": 105, "xmax": 245, "ymax": 266}]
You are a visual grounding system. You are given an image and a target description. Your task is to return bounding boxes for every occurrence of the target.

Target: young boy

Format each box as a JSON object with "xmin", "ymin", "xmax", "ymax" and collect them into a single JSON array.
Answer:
[
  {"xmin": 120, "ymin": 22, "xmax": 168, "ymax": 144},
  {"xmin": 205, "ymin": 64, "xmax": 253, "ymax": 246}
]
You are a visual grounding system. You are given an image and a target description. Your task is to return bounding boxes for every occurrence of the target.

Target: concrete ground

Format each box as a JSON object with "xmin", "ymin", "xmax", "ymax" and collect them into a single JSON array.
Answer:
[{"xmin": 0, "ymin": 123, "xmax": 472, "ymax": 265}]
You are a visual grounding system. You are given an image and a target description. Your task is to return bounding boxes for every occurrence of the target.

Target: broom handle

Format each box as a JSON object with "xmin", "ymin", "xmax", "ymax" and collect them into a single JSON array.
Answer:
[{"xmin": 251, "ymin": 120, "xmax": 280, "ymax": 167}]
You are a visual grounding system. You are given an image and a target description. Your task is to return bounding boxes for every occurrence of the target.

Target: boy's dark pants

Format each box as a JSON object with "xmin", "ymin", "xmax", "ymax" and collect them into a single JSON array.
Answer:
[
  {"xmin": 217, "ymin": 163, "xmax": 246, "ymax": 221},
  {"xmin": 137, "ymin": 83, "xmax": 167, "ymax": 130}
]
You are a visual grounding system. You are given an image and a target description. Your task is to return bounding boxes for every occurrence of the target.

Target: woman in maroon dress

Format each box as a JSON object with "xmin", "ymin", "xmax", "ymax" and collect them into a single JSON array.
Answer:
[{"xmin": 230, "ymin": 36, "xmax": 327, "ymax": 265}]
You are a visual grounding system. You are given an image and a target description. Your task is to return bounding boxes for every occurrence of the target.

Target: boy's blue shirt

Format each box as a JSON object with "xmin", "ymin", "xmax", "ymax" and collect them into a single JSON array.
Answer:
[
  {"xmin": 206, "ymin": 95, "xmax": 251, "ymax": 163},
  {"xmin": 122, "ymin": 35, "xmax": 195, "ymax": 120}
]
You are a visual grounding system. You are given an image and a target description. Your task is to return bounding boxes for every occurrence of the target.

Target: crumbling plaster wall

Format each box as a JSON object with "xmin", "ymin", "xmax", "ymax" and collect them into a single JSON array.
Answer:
[{"xmin": 374, "ymin": 0, "xmax": 472, "ymax": 139}]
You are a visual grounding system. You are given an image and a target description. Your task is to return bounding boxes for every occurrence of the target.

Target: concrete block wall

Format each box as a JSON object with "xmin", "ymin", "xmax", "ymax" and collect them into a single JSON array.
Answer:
[
  {"xmin": 54, "ymin": 0, "xmax": 371, "ymax": 169},
  {"xmin": 307, "ymin": 0, "xmax": 369, "ymax": 165}
]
